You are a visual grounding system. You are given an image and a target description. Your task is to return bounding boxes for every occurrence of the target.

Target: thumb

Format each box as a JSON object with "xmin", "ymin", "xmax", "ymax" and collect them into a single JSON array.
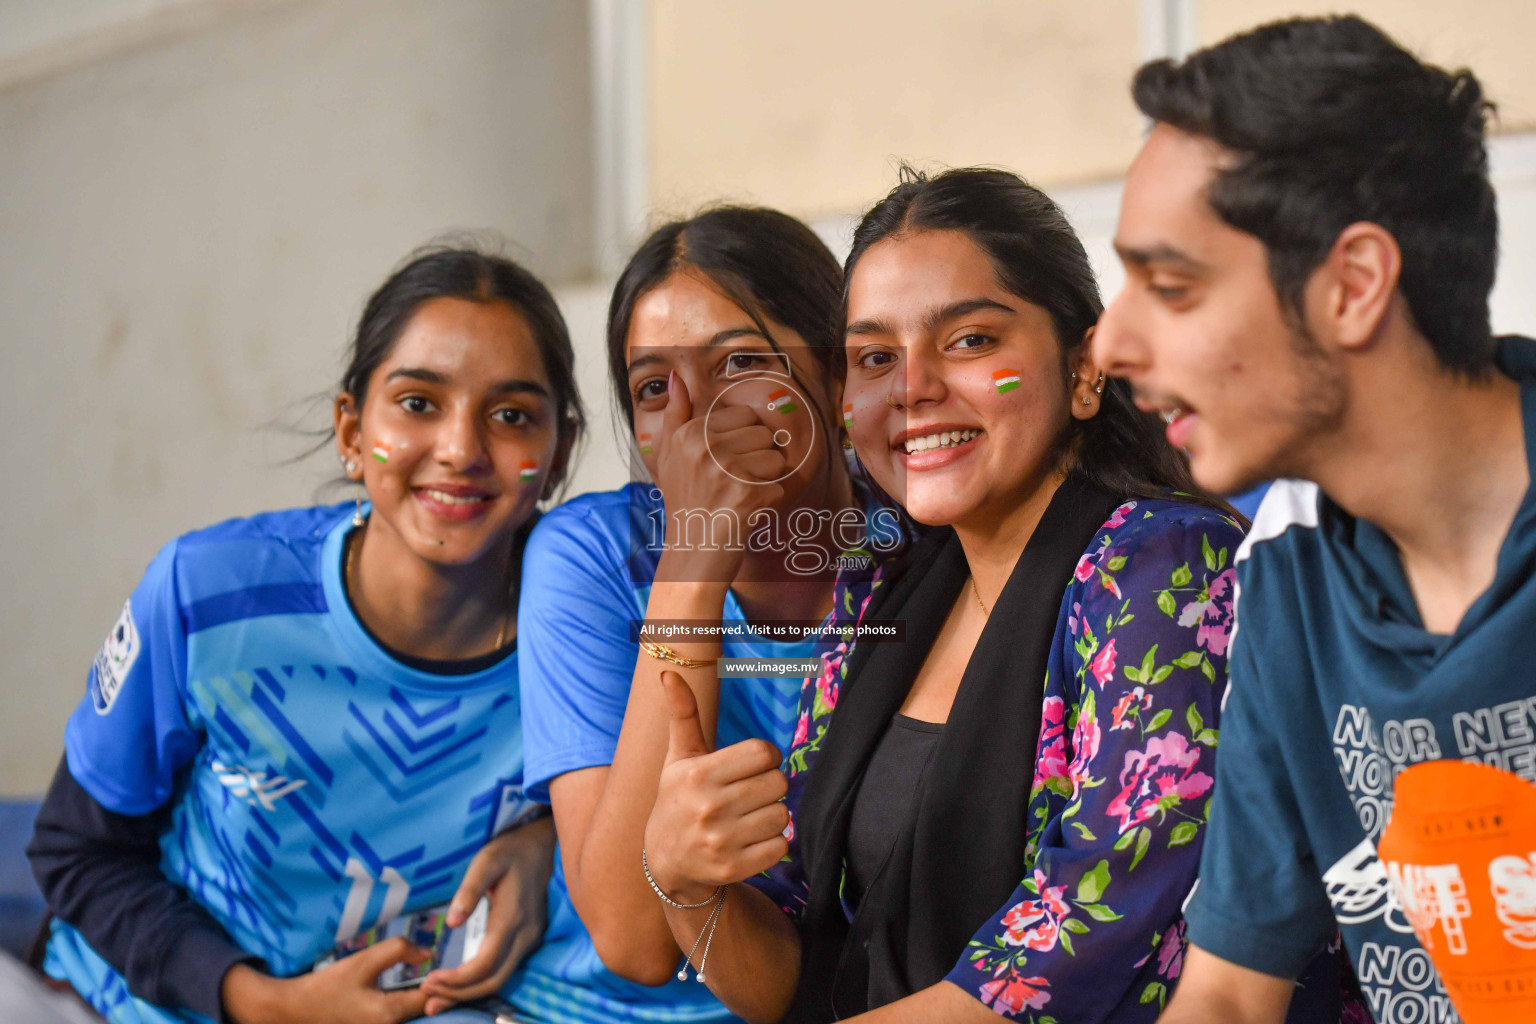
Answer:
[
  {"xmin": 661, "ymin": 370, "xmax": 694, "ymax": 443},
  {"xmin": 354, "ymin": 935, "xmax": 429, "ymax": 979},
  {"xmin": 662, "ymin": 670, "xmax": 711, "ymax": 763}
]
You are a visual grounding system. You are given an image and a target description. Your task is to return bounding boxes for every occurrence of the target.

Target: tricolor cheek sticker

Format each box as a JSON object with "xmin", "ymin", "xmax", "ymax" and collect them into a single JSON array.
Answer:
[
  {"xmin": 370, "ymin": 442, "xmax": 391, "ymax": 463},
  {"xmin": 766, "ymin": 388, "xmax": 798, "ymax": 415},
  {"xmin": 638, "ymin": 433, "xmax": 653, "ymax": 455},
  {"xmin": 519, "ymin": 461, "xmax": 539, "ymax": 483},
  {"xmin": 992, "ymin": 368, "xmax": 1021, "ymax": 394},
  {"xmin": 843, "ymin": 403, "xmax": 853, "ymax": 429}
]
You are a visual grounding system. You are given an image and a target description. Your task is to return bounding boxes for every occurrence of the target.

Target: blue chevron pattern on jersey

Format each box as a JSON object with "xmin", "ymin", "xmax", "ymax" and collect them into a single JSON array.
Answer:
[
  {"xmin": 46, "ymin": 504, "xmax": 536, "ymax": 1024},
  {"xmin": 511, "ymin": 484, "xmax": 844, "ymax": 1024}
]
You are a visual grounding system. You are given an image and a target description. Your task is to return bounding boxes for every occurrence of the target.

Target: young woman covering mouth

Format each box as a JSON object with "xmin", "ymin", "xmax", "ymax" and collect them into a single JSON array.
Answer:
[{"xmin": 638, "ymin": 169, "xmax": 1353, "ymax": 1024}]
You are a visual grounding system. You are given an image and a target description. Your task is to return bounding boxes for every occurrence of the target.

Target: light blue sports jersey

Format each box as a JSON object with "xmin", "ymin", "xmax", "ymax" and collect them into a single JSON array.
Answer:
[
  {"xmin": 46, "ymin": 504, "xmax": 537, "ymax": 1024},
  {"xmin": 509, "ymin": 483, "xmax": 845, "ymax": 1024}
]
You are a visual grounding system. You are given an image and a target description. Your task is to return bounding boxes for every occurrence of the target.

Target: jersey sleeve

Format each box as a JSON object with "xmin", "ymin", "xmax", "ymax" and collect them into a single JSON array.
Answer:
[
  {"xmin": 63, "ymin": 539, "xmax": 201, "ymax": 816},
  {"xmin": 946, "ymin": 506, "xmax": 1236, "ymax": 1021},
  {"xmin": 1181, "ymin": 564, "xmax": 1337, "ymax": 979},
  {"xmin": 517, "ymin": 506, "xmax": 648, "ymax": 802}
]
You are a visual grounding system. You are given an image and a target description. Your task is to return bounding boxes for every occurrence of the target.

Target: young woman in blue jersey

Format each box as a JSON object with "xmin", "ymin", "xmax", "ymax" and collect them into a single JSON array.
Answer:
[
  {"xmin": 430, "ymin": 207, "xmax": 892, "ymax": 1024},
  {"xmin": 27, "ymin": 247, "xmax": 583, "ymax": 1024},
  {"xmin": 636, "ymin": 169, "xmax": 1356, "ymax": 1023}
]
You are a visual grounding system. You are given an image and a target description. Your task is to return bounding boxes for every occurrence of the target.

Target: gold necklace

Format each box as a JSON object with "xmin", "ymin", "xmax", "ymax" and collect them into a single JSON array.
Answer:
[
  {"xmin": 346, "ymin": 527, "xmax": 511, "ymax": 651},
  {"xmin": 969, "ymin": 575, "xmax": 991, "ymax": 617}
]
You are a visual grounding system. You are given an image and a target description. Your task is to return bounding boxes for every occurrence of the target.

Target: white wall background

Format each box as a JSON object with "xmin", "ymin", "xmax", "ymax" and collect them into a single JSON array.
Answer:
[{"xmin": 0, "ymin": 0, "xmax": 596, "ymax": 793}]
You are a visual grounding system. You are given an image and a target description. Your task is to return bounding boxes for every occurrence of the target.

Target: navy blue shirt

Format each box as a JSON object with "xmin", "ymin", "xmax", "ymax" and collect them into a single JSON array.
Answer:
[{"xmin": 1186, "ymin": 338, "xmax": 1536, "ymax": 1024}]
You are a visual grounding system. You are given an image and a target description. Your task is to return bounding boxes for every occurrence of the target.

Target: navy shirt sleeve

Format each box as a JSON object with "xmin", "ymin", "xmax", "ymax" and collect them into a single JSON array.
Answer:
[
  {"xmin": 517, "ymin": 502, "xmax": 649, "ymax": 802},
  {"xmin": 27, "ymin": 757, "xmax": 260, "ymax": 1023},
  {"xmin": 1182, "ymin": 577, "xmax": 1337, "ymax": 978}
]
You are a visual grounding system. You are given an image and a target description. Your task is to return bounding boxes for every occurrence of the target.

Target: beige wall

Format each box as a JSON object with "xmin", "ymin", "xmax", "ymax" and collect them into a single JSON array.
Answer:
[
  {"xmin": 648, "ymin": 0, "xmax": 1144, "ymax": 221},
  {"xmin": 1202, "ymin": 1, "xmax": 1536, "ymax": 131},
  {"xmin": 0, "ymin": 0, "xmax": 596, "ymax": 794}
]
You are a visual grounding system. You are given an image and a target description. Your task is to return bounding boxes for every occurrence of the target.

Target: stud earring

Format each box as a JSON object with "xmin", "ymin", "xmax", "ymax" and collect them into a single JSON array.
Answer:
[{"xmin": 1083, "ymin": 395, "xmax": 1092, "ymax": 405}]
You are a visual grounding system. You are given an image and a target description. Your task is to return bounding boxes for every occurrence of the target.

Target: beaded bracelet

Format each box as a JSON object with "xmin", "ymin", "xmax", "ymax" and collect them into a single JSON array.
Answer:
[
  {"xmin": 642, "ymin": 848, "xmax": 722, "ymax": 908},
  {"xmin": 639, "ymin": 640, "xmax": 714, "ymax": 670}
]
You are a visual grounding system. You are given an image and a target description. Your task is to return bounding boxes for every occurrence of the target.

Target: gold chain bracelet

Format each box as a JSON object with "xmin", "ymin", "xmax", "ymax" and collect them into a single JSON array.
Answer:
[{"xmin": 639, "ymin": 640, "xmax": 714, "ymax": 669}]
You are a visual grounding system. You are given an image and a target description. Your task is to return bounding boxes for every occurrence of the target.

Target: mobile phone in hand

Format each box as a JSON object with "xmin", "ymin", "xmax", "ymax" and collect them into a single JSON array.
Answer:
[{"xmin": 312, "ymin": 897, "xmax": 489, "ymax": 989}]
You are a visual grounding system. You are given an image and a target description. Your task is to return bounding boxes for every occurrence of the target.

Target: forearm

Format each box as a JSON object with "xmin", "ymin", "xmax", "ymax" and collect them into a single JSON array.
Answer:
[
  {"xmin": 568, "ymin": 574, "xmax": 730, "ymax": 981},
  {"xmin": 662, "ymin": 882, "xmax": 801, "ymax": 1024},
  {"xmin": 28, "ymin": 757, "xmax": 256, "ymax": 1021},
  {"xmin": 1156, "ymin": 946, "xmax": 1291, "ymax": 1024},
  {"xmin": 846, "ymin": 982, "xmax": 996, "ymax": 1023}
]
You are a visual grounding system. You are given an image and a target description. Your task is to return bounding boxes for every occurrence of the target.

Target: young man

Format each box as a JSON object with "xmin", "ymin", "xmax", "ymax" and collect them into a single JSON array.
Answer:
[{"xmin": 1096, "ymin": 16, "xmax": 1534, "ymax": 1024}]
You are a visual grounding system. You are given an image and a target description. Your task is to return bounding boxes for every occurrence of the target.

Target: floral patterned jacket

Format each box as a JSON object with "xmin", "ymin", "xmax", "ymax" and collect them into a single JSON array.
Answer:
[{"xmin": 749, "ymin": 498, "xmax": 1245, "ymax": 1022}]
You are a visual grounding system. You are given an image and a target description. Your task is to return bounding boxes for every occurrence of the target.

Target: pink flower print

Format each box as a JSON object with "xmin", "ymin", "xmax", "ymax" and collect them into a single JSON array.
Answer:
[
  {"xmin": 1196, "ymin": 569, "xmax": 1236, "ymax": 657},
  {"xmin": 1107, "ymin": 733, "xmax": 1214, "ymax": 833},
  {"xmin": 1068, "ymin": 711, "xmax": 1102, "ymax": 786},
  {"xmin": 979, "ymin": 973, "xmax": 1052, "ymax": 1015},
  {"xmin": 814, "ymin": 666, "xmax": 839, "ymax": 713},
  {"xmin": 1089, "ymin": 638, "xmax": 1118, "ymax": 687},
  {"xmin": 1178, "ymin": 568, "xmax": 1236, "ymax": 657},
  {"xmin": 792, "ymin": 711, "xmax": 809, "ymax": 747},
  {"xmin": 1105, "ymin": 501, "xmax": 1137, "ymax": 528},
  {"xmin": 1000, "ymin": 875, "xmax": 1069, "ymax": 951},
  {"xmin": 782, "ymin": 816, "xmax": 795, "ymax": 843},
  {"xmin": 1156, "ymin": 920, "xmax": 1187, "ymax": 979},
  {"xmin": 1033, "ymin": 696, "xmax": 1069, "ymax": 792},
  {"xmin": 1101, "ymin": 572, "xmax": 1122, "ymax": 599},
  {"xmin": 1110, "ymin": 686, "xmax": 1151, "ymax": 731},
  {"xmin": 1073, "ymin": 553, "xmax": 1096, "ymax": 582},
  {"xmin": 1068, "ymin": 601, "xmax": 1081, "ymax": 636}
]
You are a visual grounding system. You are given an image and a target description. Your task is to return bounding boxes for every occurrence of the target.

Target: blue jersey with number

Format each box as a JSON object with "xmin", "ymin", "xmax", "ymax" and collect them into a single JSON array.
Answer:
[{"xmin": 44, "ymin": 504, "xmax": 537, "ymax": 1024}]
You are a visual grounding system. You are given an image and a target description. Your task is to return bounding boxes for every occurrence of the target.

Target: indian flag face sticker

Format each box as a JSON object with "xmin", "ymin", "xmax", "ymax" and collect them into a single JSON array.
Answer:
[
  {"xmin": 370, "ymin": 442, "xmax": 390, "ymax": 463},
  {"xmin": 766, "ymin": 388, "xmax": 798, "ymax": 415},
  {"xmin": 843, "ymin": 403, "xmax": 853, "ymax": 429},
  {"xmin": 992, "ymin": 368, "xmax": 1021, "ymax": 394},
  {"xmin": 638, "ymin": 433, "xmax": 653, "ymax": 455},
  {"xmin": 519, "ymin": 460, "xmax": 539, "ymax": 482}
]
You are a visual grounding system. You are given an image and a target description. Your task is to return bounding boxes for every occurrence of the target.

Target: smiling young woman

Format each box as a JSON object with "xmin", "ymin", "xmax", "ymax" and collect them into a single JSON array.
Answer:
[
  {"xmin": 636, "ymin": 169, "xmax": 1352, "ymax": 1024},
  {"xmin": 422, "ymin": 207, "xmax": 907, "ymax": 1024},
  {"xmin": 28, "ymin": 247, "xmax": 583, "ymax": 1024}
]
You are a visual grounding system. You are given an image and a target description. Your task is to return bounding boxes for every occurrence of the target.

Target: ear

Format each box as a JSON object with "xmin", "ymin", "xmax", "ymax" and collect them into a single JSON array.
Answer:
[
  {"xmin": 1068, "ymin": 326, "xmax": 1104, "ymax": 422},
  {"xmin": 334, "ymin": 393, "xmax": 364, "ymax": 480},
  {"xmin": 1314, "ymin": 222, "xmax": 1401, "ymax": 353}
]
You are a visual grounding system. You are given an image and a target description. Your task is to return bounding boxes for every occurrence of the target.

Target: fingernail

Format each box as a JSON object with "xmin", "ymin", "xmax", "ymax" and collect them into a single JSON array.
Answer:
[{"xmin": 667, "ymin": 370, "xmax": 675, "ymax": 396}]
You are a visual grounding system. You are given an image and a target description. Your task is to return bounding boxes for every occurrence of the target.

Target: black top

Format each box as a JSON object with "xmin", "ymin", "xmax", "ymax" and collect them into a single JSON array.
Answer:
[
  {"xmin": 844, "ymin": 715, "xmax": 944, "ymax": 901},
  {"xmin": 786, "ymin": 476, "xmax": 1124, "ymax": 1023}
]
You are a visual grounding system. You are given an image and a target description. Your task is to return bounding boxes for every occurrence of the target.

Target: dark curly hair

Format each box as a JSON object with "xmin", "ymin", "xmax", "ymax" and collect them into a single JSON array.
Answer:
[{"xmin": 1133, "ymin": 15, "xmax": 1498, "ymax": 375}]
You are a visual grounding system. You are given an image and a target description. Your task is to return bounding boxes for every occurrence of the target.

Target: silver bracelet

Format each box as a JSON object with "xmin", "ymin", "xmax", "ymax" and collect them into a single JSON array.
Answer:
[
  {"xmin": 681, "ymin": 885, "xmax": 728, "ymax": 982},
  {"xmin": 642, "ymin": 848, "xmax": 723, "ymax": 910}
]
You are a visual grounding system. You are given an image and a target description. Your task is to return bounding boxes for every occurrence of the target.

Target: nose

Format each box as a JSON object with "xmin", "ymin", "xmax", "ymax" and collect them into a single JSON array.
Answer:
[
  {"xmin": 1093, "ymin": 291, "xmax": 1145, "ymax": 381},
  {"xmin": 436, "ymin": 403, "xmax": 491, "ymax": 474},
  {"xmin": 890, "ymin": 347, "xmax": 945, "ymax": 411}
]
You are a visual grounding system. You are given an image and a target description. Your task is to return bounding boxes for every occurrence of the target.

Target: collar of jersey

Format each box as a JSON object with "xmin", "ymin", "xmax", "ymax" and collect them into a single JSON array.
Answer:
[{"xmin": 320, "ymin": 506, "xmax": 518, "ymax": 695}]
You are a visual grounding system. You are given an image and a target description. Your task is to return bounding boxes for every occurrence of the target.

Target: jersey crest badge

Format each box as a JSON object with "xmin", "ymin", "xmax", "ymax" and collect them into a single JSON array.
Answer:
[{"xmin": 91, "ymin": 599, "xmax": 140, "ymax": 714}]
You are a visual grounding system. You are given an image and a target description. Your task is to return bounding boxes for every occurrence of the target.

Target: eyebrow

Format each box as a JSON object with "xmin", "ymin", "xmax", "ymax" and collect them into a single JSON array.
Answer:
[
  {"xmin": 384, "ymin": 367, "xmax": 548, "ymax": 397},
  {"xmin": 626, "ymin": 327, "xmax": 770, "ymax": 374},
  {"xmin": 846, "ymin": 296, "xmax": 1016, "ymax": 338},
  {"xmin": 1113, "ymin": 242, "xmax": 1207, "ymax": 271}
]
